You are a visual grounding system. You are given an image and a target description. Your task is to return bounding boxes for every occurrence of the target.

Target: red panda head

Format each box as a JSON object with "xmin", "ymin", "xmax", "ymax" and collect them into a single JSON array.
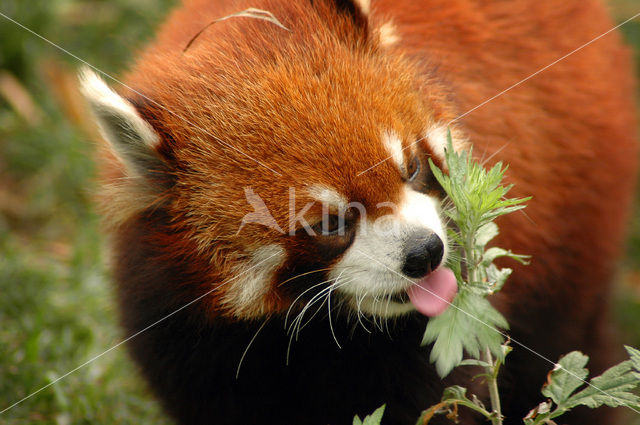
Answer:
[{"xmin": 81, "ymin": 0, "xmax": 464, "ymax": 321}]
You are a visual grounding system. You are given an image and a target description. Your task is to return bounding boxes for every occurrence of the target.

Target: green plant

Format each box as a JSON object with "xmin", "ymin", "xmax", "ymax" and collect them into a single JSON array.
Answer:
[
  {"xmin": 422, "ymin": 133, "xmax": 529, "ymax": 381},
  {"xmin": 419, "ymin": 131, "xmax": 528, "ymax": 425},
  {"xmin": 353, "ymin": 405, "xmax": 386, "ymax": 425}
]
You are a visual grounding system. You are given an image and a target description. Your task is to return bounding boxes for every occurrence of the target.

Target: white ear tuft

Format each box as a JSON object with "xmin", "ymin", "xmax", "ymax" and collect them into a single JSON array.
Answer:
[
  {"xmin": 353, "ymin": 0, "xmax": 370, "ymax": 15},
  {"xmin": 379, "ymin": 21, "xmax": 400, "ymax": 47},
  {"xmin": 79, "ymin": 67, "xmax": 164, "ymax": 177}
]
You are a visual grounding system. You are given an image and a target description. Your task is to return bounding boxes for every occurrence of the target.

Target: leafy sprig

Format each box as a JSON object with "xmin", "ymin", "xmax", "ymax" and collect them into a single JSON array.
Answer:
[{"xmin": 423, "ymin": 131, "xmax": 529, "ymax": 378}]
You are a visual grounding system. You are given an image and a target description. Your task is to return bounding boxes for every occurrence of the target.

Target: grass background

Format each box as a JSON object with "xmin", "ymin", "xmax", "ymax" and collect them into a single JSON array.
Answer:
[{"xmin": 0, "ymin": 1, "xmax": 638, "ymax": 424}]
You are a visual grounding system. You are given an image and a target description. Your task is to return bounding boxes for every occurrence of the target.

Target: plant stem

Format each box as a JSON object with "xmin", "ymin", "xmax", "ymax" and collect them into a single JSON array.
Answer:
[
  {"xmin": 467, "ymin": 211, "xmax": 503, "ymax": 424},
  {"xmin": 484, "ymin": 348, "xmax": 503, "ymax": 425}
]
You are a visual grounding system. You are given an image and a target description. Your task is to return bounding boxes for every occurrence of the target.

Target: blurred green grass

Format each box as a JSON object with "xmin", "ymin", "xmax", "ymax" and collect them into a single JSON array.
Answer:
[
  {"xmin": 0, "ymin": 1, "xmax": 175, "ymax": 423},
  {"xmin": 0, "ymin": 1, "xmax": 638, "ymax": 424}
]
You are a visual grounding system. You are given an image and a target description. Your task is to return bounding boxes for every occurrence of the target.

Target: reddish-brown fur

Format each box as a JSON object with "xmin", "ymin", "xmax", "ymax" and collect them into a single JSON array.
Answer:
[
  {"xmin": 116, "ymin": 0, "xmax": 456, "ymax": 316},
  {"xmin": 93, "ymin": 0, "xmax": 637, "ymax": 424}
]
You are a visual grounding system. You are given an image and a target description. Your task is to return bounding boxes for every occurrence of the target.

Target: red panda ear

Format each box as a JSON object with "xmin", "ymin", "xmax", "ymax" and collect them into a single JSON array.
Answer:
[
  {"xmin": 79, "ymin": 67, "xmax": 168, "ymax": 180},
  {"xmin": 331, "ymin": 0, "xmax": 370, "ymax": 21},
  {"xmin": 319, "ymin": 0, "xmax": 370, "ymax": 35}
]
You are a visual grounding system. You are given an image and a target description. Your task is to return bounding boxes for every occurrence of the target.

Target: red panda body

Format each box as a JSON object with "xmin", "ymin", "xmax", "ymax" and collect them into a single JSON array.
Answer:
[{"xmin": 81, "ymin": 0, "xmax": 637, "ymax": 424}]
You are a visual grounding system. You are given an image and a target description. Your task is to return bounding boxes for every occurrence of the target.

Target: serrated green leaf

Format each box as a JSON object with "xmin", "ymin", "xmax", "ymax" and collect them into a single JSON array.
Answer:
[
  {"xmin": 355, "ymin": 405, "xmax": 385, "ymax": 425},
  {"xmin": 429, "ymin": 158, "xmax": 447, "ymax": 182},
  {"xmin": 565, "ymin": 360, "xmax": 640, "ymax": 410},
  {"xmin": 423, "ymin": 299, "xmax": 465, "ymax": 377},
  {"xmin": 482, "ymin": 248, "xmax": 510, "ymax": 266},
  {"xmin": 485, "ymin": 264, "xmax": 512, "ymax": 293},
  {"xmin": 475, "ymin": 222, "xmax": 499, "ymax": 248},
  {"xmin": 423, "ymin": 291, "xmax": 508, "ymax": 377},
  {"xmin": 481, "ymin": 248, "xmax": 529, "ymax": 268},
  {"xmin": 541, "ymin": 351, "xmax": 589, "ymax": 405},
  {"xmin": 625, "ymin": 346, "xmax": 640, "ymax": 372}
]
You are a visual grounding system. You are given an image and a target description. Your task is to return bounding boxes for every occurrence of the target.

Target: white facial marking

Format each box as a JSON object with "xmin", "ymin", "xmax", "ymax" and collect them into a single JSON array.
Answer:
[
  {"xmin": 425, "ymin": 124, "xmax": 470, "ymax": 161},
  {"xmin": 307, "ymin": 184, "xmax": 348, "ymax": 210},
  {"xmin": 383, "ymin": 131, "xmax": 406, "ymax": 174},
  {"xmin": 329, "ymin": 188, "xmax": 446, "ymax": 317},
  {"xmin": 353, "ymin": 0, "xmax": 370, "ymax": 15},
  {"xmin": 379, "ymin": 21, "xmax": 400, "ymax": 47},
  {"xmin": 224, "ymin": 244, "xmax": 285, "ymax": 318},
  {"xmin": 425, "ymin": 125, "xmax": 448, "ymax": 160},
  {"xmin": 399, "ymin": 188, "xmax": 447, "ymax": 247}
]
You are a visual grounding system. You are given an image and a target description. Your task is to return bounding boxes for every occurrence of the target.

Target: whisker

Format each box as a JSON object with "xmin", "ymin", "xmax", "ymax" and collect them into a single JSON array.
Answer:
[
  {"xmin": 296, "ymin": 279, "xmax": 352, "ymax": 336},
  {"xmin": 384, "ymin": 289, "xmax": 392, "ymax": 336},
  {"xmin": 355, "ymin": 290, "xmax": 371, "ymax": 333},
  {"xmin": 372, "ymin": 294, "xmax": 384, "ymax": 332},
  {"xmin": 236, "ymin": 318, "xmax": 269, "ymax": 379},
  {"xmin": 285, "ymin": 278, "xmax": 352, "ymax": 364},
  {"xmin": 290, "ymin": 285, "xmax": 333, "ymax": 336},
  {"xmin": 277, "ymin": 267, "xmax": 334, "ymax": 287},
  {"xmin": 327, "ymin": 271, "xmax": 346, "ymax": 349},
  {"xmin": 285, "ymin": 279, "xmax": 333, "ymax": 328}
]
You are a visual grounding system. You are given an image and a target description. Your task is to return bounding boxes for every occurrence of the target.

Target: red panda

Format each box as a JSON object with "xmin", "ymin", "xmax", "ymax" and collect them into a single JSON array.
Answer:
[{"xmin": 80, "ymin": 0, "xmax": 638, "ymax": 424}]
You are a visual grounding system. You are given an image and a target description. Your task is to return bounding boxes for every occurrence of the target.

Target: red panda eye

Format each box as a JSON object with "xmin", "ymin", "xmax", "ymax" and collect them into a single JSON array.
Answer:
[
  {"xmin": 407, "ymin": 156, "xmax": 420, "ymax": 181},
  {"xmin": 311, "ymin": 214, "xmax": 345, "ymax": 236}
]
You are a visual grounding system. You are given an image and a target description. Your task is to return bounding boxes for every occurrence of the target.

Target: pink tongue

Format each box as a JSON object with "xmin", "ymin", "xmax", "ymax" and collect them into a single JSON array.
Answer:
[{"xmin": 407, "ymin": 267, "xmax": 458, "ymax": 317}]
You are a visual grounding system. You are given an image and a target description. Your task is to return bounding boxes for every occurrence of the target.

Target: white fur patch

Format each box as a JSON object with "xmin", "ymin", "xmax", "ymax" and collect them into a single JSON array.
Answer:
[
  {"xmin": 379, "ymin": 21, "xmax": 399, "ymax": 47},
  {"xmin": 425, "ymin": 124, "xmax": 469, "ymax": 160},
  {"xmin": 399, "ymin": 188, "xmax": 447, "ymax": 248},
  {"xmin": 223, "ymin": 244, "xmax": 286, "ymax": 318},
  {"xmin": 353, "ymin": 0, "xmax": 370, "ymax": 15},
  {"xmin": 307, "ymin": 184, "xmax": 348, "ymax": 210},
  {"xmin": 329, "ymin": 188, "xmax": 446, "ymax": 317},
  {"xmin": 425, "ymin": 125, "xmax": 448, "ymax": 160},
  {"xmin": 382, "ymin": 131, "xmax": 405, "ymax": 174}
]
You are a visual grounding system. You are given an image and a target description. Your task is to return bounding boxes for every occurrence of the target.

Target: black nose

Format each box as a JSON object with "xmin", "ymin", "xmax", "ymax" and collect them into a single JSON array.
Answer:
[{"xmin": 401, "ymin": 232, "xmax": 444, "ymax": 279}]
